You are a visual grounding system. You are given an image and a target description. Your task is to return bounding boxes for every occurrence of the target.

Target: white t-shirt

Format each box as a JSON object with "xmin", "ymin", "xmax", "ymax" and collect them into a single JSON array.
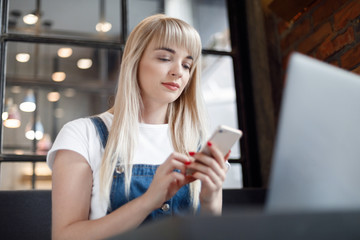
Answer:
[{"xmin": 47, "ymin": 111, "xmax": 174, "ymax": 219}]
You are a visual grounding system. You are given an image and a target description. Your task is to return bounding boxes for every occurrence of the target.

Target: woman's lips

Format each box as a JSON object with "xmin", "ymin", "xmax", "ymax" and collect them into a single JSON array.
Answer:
[{"xmin": 162, "ymin": 82, "xmax": 180, "ymax": 91}]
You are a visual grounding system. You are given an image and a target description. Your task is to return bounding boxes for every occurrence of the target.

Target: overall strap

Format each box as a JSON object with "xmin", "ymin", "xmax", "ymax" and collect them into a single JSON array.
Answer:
[{"xmin": 90, "ymin": 116, "xmax": 109, "ymax": 148}]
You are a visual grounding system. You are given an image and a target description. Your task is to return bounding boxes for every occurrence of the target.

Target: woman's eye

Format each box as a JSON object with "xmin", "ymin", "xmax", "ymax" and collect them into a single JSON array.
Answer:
[
  {"xmin": 183, "ymin": 64, "xmax": 191, "ymax": 70},
  {"xmin": 159, "ymin": 57, "xmax": 170, "ymax": 62}
]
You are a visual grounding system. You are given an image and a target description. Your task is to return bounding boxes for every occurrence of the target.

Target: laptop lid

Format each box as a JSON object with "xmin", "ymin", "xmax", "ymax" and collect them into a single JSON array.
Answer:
[{"xmin": 266, "ymin": 52, "xmax": 360, "ymax": 213}]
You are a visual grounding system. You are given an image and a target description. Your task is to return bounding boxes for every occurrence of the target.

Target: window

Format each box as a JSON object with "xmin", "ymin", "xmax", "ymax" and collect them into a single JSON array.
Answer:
[{"xmin": 0, "ymin": 0, "xmax": 247, "ymax": 190}]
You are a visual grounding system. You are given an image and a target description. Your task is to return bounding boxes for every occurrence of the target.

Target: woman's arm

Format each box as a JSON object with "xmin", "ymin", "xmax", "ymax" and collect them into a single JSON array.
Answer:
[
  {"xmin": 52, "ymin": 150, "xmax": 191, "ymax": 240},
  {"xmin": 52, "ymin": 150, "xmax": 155, "ymax": 239}
]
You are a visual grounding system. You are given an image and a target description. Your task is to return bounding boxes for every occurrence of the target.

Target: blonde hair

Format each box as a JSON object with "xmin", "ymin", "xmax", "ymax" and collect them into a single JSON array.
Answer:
[{"xmin": 100, "ymin": 14, "xmax": 208, "ymax": 211}]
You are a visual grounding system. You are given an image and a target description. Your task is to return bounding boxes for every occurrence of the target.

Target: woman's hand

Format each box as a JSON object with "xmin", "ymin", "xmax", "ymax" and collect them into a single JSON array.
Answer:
[
  {"xmin": 143, "ymin": 152, "xmax": 193, "ymax": 209},
  {"xmin": 187, "ymin": 142, "xmax": 230, "ymax": 215}
]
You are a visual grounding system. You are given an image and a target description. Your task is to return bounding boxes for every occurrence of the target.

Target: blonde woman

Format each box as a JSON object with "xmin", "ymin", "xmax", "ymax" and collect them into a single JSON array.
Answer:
[{"xmin": 47, "ymin": 14, "xmax": 229, "ymax": 239}]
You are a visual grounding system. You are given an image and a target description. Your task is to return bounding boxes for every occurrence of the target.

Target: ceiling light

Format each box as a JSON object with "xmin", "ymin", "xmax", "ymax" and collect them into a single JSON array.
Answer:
[
  {"xmin": 77, "ymin": 58, "xmax": 92, "ymax": 69},
  {"xmin": 2, "ymin": 111, "xmax": 8, "ymax": 121},
  {"xmin": 3, "ymin": 104, "xmax": 21, "ymax": 128},
  {"xmin": 25, "ymin": 119, "xmax": 44, "ymax": 140},
  {"xmin": 57, "ymin": 48, "xmax": 73, "ymax": 58},
  {"xmin": 47, "ymin": 91, "xmax": 60, "ymax": 102},
  {"xmin": 51, "ymin": 72, "xmax": 66, "ymax": 82},
  {"xmin": 16, "ymin": 53, "xmax": 30, "ymax": 63},
  {"xmin": 23, "ymin": 14, "xmax": 38, "ymax": 25},
  {"xmin": 96, "ymin": 21, "xmax": 112, "ymax": 32},
  {"xmin": 19, "ymin": 101, "xmax": 36, "ymax": 112},
  {"xmin": 19, "ymin": 90, "xmax": 36, "ymax": 112},
  {"xmin": 2, "ymin": 98, "xmax": 12, "ymax": 121}
]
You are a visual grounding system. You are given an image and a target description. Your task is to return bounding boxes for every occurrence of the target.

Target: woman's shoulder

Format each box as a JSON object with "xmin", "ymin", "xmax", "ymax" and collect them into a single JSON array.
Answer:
[
  {"xmin": 47, "ymin": 113, "xmax": 110, "ymax": 170},
  {"xmin": 64, "ymin": 116, "xmax": 91, "ymax": 128},
  {"xmin": 63, "ymin": 112, "xmax": 112, "ymax": 132}
]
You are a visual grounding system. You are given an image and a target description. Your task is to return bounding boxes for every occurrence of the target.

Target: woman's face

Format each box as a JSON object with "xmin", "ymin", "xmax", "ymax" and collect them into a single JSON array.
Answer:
[{"xmin": 138, "ymin": 40, "xmax": 193, "ymax": 108}]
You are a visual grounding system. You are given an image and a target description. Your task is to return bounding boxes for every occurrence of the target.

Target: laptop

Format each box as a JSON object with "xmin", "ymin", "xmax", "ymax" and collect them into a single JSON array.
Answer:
[{"xmin": 266, "ymin": 52, "xmax": 360, "ymax": 213}]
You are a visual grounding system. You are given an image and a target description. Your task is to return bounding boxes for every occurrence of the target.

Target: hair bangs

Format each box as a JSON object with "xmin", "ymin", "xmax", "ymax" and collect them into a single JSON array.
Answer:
[{"xmin": 150, "ymin": 18, "xmax": 202, "ymax": 64}]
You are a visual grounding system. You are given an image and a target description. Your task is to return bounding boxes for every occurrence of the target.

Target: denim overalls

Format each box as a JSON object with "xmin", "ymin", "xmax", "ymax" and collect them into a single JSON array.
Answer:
[{"xmin": 90, "ymin": 116, "xmax": 195, "ymax": 223}]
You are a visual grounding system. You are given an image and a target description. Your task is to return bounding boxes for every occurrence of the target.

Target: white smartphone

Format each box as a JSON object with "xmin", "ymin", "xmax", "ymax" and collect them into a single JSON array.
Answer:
[
  {"xmin": 200, "ymin": 125, "xmax": 243, "ymax": 157},
  {"xmin": 186, "ymin": 125, "xmax": 242, "ymax": 175}
]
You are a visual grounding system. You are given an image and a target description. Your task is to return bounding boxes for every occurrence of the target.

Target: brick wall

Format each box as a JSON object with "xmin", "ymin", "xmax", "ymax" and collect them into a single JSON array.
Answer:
[
  {"xmin": 275, "ymin": 0, "xmax": 360, "ymax": 75},
  {"xmin": 266, "ymin": 0, "xmax": 360, "ymax": 120}
]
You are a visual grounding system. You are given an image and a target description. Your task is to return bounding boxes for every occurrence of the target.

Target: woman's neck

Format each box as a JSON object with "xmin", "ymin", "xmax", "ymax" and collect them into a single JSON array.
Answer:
[{"xmin": 140, "ymin": 103, "xmax": 168, "ymax": 124}]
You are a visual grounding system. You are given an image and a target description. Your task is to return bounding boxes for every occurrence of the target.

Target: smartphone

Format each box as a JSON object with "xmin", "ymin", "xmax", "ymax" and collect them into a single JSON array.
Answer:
[
  {"xmin": 200, "ymin": 125, "xmax": 243, "ymax": 157},
  {"xmin": 186, "ymin": 125, "xmax": 242, "ymax": 174}
]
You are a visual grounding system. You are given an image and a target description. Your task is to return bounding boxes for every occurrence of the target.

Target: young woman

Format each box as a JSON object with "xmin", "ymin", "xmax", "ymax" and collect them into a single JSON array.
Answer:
[{"xmin": 47, "ymin": 14, "xmax": 229, "ymax": 239}]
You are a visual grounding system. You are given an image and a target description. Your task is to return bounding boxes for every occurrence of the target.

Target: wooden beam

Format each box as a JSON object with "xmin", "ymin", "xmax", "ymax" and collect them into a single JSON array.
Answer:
[{"xmin": 269, "ymin": 0, "xmax": 315, "ymax": 21}]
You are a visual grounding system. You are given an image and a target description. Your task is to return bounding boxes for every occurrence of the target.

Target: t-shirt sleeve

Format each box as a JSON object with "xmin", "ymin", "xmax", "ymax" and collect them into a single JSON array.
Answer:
[{"xmin": 47, "ymin": 118, "xmax": 93, "ymax": 170}]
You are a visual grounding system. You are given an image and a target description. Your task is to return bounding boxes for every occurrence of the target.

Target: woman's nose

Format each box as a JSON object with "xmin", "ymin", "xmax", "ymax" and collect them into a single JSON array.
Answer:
[{"xmin": 169, "ymin": 63, "xmax": 183, "ymax": 78}]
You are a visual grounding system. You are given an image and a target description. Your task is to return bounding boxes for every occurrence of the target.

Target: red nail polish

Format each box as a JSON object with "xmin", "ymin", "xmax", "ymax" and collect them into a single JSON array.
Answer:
[
  {"xmin": 207, "ymin": 141, "xmax": 212, "ymax": 147},
  {"xmin": 185, "ymin": 161, "xmax": 191, "ymax": 165},
  {"xmin": 189, "ymin": 151, "xmax": 195, "ymax": 156}
]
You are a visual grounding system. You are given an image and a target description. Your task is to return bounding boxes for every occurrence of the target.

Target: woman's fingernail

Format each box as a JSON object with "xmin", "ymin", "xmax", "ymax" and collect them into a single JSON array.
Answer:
[
  {"xmin": 185, "ymin": 161, "xmax": 191, "ymax": 165},
  {"xmin": 207, "ymin": 141, "xmax": 212, "ymax": 147},
  {"xmin": 189, "ymin": 151, "xmax": 195, "ymax": 156}
]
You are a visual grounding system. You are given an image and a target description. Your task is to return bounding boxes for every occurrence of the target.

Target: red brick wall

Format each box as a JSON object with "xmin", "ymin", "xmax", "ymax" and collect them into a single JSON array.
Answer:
[
  {"xmin": 276, "ymin": 0, "xmax": 360, "ymax": 75},
  {"xmin": 265, "ymin": 0, "xmax": 360, "ymax": 122}
]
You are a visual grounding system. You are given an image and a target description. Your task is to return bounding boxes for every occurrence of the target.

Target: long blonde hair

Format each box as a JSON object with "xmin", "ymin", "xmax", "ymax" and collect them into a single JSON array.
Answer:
[{"xmin": 100, "ymin": 14, "xmax": 208, "ymax": 210}]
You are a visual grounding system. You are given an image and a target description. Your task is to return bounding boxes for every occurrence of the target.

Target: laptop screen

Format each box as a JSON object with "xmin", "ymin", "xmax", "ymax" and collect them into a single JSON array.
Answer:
[{"xmin": 266, "ymin": 52, "xmax": 360, "ymax": 213}]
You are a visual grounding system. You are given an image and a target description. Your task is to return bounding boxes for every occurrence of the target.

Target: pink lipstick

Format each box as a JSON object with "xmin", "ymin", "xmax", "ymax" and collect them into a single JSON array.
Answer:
[{"xmin": 162, "ymin": 82, "xmax": 180, "ymax": 91}]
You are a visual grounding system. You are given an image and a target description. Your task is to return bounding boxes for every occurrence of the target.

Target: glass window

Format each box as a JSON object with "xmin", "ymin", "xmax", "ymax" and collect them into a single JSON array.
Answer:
[
  {"xmin": 127, "ymin": 0, "xmax": 164, "ymax": 34},
  {"xmin": 201, "ymin": 54, "xmax": 242, "ymax": 189},
  {"xmin": 128, "ymin": 0, "xmax": 231, "ymax": 51},
  {"xmin": 201, "ymin": 55, "xmax": 240, "ymax": 158},
  {"xmin": 6, "ymin": 42, "xmax": 121, "ymax": 84},
  {"xmin": 3, "ymin": 87, "xmax": 114, "ymax": 155},
  {"xmin": 8, "ymin": 0, "xmax": 121, "ymax": 42},
  {"xmin": 192, "ymin": 0, "xmax": 231, "ymax": 51},
  {"xmin": 0, "ymin": 162, "xmax": 51, "ymax": 190},
  {"xmin": 223, "ymin": 163, "xmax": 243, "ymax": 189},
  {"xmin": 3, "ymin": 42, "xmax": 120, "ymax": 155},
  {"xmin": 2, "ymin": 0, "xmax": 241, "ymax": 190}
]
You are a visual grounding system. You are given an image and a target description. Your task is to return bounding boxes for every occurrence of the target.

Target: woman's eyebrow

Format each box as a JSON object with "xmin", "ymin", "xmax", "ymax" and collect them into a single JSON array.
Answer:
[{"xmin": 155, "ymin": 47, "xmax": 193, "ymax": 60}]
